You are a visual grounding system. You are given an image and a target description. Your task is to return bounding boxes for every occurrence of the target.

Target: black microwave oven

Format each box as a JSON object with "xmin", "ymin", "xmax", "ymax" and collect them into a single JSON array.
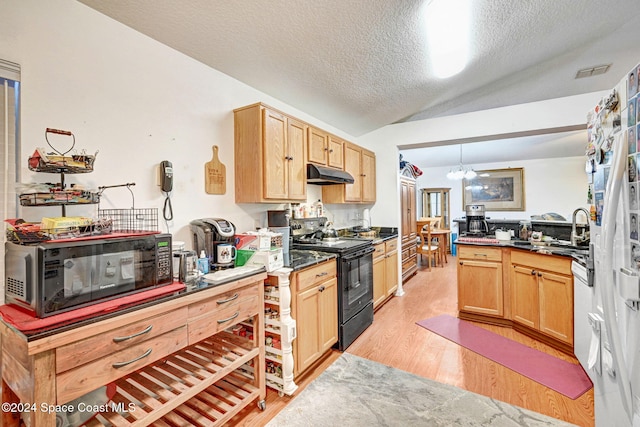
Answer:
[{"xmin": 4, "ymin": 233, "xmax": 172, "ymax": 318}]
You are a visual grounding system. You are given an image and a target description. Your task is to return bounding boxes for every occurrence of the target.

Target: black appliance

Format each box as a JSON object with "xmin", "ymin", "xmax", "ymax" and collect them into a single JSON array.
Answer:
[
  {"xmin": 464, "ymin": 204, "xmax": 489, "ymax": 236},
  {"xmin": 290, "ymin": 217, "xmax": 374, "ymax": 350},
  {"xmin": 307, "ymin": 164, "xmax": 355, "ymax": 185},
  {"xmin": 190, "ymin": 218, "xmax": 236, "ymax": 267},
  {"xmin": 4, "ymin": 233, "xmax": 172, "ymax": 318}
]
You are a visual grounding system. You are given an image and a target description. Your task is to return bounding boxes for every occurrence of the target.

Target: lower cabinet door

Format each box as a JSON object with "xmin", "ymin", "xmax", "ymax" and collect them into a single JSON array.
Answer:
[
  {"xmin": 539, "ymin": 271, "xmax": 573, "ymax": 345},
  {"xmin": 511, "ymin": 265, "xmax": 539, "ymax": 329},
  {"xmin": 295, "ymin": 286, "xmax": 322, "ymax": 374},
  {"xmin": 457, "ymin": 259, "xmax": 503, "ymax": 317}
]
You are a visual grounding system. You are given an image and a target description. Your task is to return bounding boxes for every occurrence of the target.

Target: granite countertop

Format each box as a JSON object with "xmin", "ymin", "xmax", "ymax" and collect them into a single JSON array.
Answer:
[
  {"xmin": 455, "ymin": 236, "xmax": 590, "ymax": 260},
  {"xmin": 284, "ymin": 249, "xmax": 337, "ymax": 271}
]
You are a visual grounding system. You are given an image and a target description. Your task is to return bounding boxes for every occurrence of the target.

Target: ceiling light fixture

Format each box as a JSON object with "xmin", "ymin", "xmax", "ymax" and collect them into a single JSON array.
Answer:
[
  {"xmin": 425, "ymin": 0, "xmax": 471, "ymax": 79},
  {"xmin": 447, "ymin": 145, "xmax": 476, "ymax": 180}
]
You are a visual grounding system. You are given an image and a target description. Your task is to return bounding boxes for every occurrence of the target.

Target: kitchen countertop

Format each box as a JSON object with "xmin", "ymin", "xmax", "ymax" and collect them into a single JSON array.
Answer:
[
  {"xmin": 284, "ymin": 249, "xmax": 337, "ymax": 271},
  {"xmin": 455, "ymin": 236, "xmax": 590, "ymax": 261}
]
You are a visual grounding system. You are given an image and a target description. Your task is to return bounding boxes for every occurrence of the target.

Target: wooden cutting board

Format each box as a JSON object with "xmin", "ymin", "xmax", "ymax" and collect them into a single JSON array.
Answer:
[{"xmin": 205, "ymin": 145, "xmax": 226, "ymax": 194}]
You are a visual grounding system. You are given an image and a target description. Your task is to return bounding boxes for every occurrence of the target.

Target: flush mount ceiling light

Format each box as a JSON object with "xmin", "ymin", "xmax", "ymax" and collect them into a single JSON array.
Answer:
[
  {"xmin": 447, "ymin": 145, "xmax": 476, "ymax": 180},
  {"xmin": 424, "ymin": 0, "xmax": 471, "ymax": 79}
]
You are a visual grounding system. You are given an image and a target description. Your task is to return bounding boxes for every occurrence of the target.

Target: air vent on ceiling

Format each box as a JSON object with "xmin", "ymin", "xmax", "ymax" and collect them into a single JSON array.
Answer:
[{"xmin": 575, "ymin": 64, "xmax": 611, "ymax": 79}]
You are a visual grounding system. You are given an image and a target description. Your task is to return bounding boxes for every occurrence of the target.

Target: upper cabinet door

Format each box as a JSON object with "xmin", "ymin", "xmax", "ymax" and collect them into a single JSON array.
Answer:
[
  {"xmin": 262, "ymin": 108, "xmax": 288, "ymax": 200},
  {"xmin": 361, "ymin": 149, "xmax": 376, "ymax": 203},
  {"xmin": 287, "ymin": 118, "xmax": 307, "ymax": 201},
  {"xmin": 308, "ymin": 127, "xmax": 328, "ymax": 166},
  {"xmin": 327, "ymin": 135, "xmax": 344, "ymax": 169},
  {"xmin": 344, "ymin": 143, "xmax": 362, "ymax": 202}
]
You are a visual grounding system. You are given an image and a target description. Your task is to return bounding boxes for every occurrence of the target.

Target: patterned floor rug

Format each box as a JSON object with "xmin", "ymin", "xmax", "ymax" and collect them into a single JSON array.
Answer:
[{"xmin": 266, "ymin": 353, "xmax": 576, "ymax": 426}]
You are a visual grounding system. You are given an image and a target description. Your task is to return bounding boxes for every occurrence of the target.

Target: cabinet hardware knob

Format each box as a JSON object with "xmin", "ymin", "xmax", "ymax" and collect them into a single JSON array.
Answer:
[
  {"xmin": 112, "ymin": 348, "xmax": 152, "ymax": 368},
  {"xmin": 217, "ymin": 311, "xmax": 240, "ymax": 324},
  {"xmin": 112, "ymin": 325, "xmax": 153, "ymax": 343},
  {"xmin": 329, "ymin": 149, "xmax": 334, "ymax": 153},
  {"xmin": 538, "ymin": 272, "xmax": 543, "ymax": 277},
  {"xmin": 216, "ymin": 293, "xmax": 239, "ymax": 305},
  {"xmin": 531, "ymin": 270, "xmax": 536, "ymax": 275},
  {"xmin": 459, "ymin": 261, "xmax": 463, "ymax": 265},
  {"xmin": 319, "ymin": 285, "xmax": 326, "ymax": 292}
]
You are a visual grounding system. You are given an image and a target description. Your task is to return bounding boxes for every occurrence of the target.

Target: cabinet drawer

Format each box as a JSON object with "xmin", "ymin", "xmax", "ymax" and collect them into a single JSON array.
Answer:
[
  {"xmin": 56, "ymin": 307, "xmax": 188, "ymax": 374},
  {"xmin": 458, "ymin": 246, "xmax": 502, "ymax": 262},
  {"xmin": 297, "ymin": 260, "xmax": 337, "ymax": 292},
  {"xmin": 373, "ymin": 242, "xmax": 385, "ymax": 259},
  {"xmin": 56, "ymin": 326, "xmax": 187, "ymax": 404},
  {"xmin": 511, "ymin": 250, "xmax": 572, "ymax": 275},
  {"xmin": 188, "ymin": 295, "xmax": 260, "ymax": 344},
  {"xmin": 188, "ymin": 283, "xmax": 260, "ymax": 320},
  {"xmin": 385, "ymin": 239, "xmax": 398, "ymax": 253}
]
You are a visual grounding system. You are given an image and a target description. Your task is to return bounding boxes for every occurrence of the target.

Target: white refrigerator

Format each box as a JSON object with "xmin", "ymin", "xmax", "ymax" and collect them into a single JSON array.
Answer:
[{"xmin": 576, "ymin": 64, "xmax": 640, "ymax": 426}]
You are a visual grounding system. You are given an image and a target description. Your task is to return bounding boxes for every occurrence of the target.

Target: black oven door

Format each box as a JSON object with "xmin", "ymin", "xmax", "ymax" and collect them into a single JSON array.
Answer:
[{"xmin": 338, "ymin": 246, "xmax": 374, "ymax": 323}]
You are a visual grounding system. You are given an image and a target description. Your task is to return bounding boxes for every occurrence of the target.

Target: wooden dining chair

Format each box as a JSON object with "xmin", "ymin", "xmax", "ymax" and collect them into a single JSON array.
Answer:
[{"xmin": 416, "ymin": 220, "xmax": 442, "ymax": 271}]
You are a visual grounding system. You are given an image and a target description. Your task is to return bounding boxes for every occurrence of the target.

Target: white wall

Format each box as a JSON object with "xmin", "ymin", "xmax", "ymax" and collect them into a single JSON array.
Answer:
[
  {"xmin": 0, "ymin": 0, "xmax": 362, "ymax": 247},
  {"xmin": 415, "ymin": 156, "xmax": 588, "ymax": 233},
  {"xmin": 358, "ymin": 92, "xmax": 609, "ymax": 227}
]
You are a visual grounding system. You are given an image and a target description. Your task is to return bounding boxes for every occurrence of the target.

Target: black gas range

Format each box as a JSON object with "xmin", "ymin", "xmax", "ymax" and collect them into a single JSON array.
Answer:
[{"xmin": 290, "ymin": 217, "xmax": 374, "ymax": 351}]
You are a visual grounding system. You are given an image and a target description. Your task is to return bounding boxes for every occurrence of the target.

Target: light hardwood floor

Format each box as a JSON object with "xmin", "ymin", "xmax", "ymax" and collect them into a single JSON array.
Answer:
[{"xmin": 232, "ymin": 255, "xmax": 595, "ymax": 427}]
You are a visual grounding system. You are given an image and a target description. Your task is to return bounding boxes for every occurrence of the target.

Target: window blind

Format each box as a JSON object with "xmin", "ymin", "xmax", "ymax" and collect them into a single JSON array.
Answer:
[{"xmin": 0, "ymin": 60, "xmax": 20, "ymax": 304}]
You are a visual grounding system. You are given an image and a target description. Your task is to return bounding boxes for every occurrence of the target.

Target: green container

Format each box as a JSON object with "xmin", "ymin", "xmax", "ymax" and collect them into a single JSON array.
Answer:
[{"xmin": 235, "ymin": 249, "xmax": 255, "ymax": 267}]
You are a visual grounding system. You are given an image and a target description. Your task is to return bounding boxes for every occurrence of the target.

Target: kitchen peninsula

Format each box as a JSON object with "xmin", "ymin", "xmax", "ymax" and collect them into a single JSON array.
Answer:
[{"xmin": 456, "ymin": 238, "xmax": 588, "ymax": 354}]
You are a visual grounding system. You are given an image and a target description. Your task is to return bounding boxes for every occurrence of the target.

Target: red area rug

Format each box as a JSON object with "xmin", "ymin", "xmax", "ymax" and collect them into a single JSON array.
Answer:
[{"xmin": 416, "ymin": 314, "xmax": 592, "ymax": 399}]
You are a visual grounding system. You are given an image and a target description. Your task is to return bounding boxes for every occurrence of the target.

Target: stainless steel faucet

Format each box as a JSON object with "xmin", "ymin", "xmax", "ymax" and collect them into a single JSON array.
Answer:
[{"xmin": 571, "ymin": 208, "xmax": 591, "ymax": 246}]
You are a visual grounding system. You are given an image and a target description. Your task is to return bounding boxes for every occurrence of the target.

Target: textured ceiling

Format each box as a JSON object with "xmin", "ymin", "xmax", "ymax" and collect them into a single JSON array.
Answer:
[{"xmin": 77, "ymin": 0, "xmax": 640, "ymax": 138}]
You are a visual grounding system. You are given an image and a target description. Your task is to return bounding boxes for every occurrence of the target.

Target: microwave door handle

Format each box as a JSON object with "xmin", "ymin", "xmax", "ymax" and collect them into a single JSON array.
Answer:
[{"xmin": 25, "ymin": 253, "xmax": 33, "ymax": 303}]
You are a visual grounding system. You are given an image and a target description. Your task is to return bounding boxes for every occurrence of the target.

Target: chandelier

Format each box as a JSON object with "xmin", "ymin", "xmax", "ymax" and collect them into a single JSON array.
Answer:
[{"xmin": 446, "ymin": 144, "xmax": 476, "ymax": 180}]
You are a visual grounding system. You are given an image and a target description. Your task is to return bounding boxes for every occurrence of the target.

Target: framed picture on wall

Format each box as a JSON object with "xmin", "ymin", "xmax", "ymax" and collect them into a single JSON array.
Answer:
[{"xmin": 462, "ymin": 168, "xmax": 525, "ymax": 211}]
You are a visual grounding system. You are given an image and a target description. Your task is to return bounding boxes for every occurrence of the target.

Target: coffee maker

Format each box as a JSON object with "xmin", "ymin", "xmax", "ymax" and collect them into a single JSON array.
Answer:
[
  {"xmin": 190, "ymin": 218, "xmax": 236, "ymax": 269},
  {"xmin": 465, "ymin": 204, "xmax": 489, "ymax": 236}
]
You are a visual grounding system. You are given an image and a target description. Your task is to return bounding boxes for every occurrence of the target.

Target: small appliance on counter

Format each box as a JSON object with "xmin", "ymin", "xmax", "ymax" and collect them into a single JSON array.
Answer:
[
  {"xmin": 465, "ymin": 204, "xmax": 489, "ymax": 236},
  {"xmin": 190, "ymin": 218, "xmax": 236, "ymax": 270},
  {"xmin": 5, "ymin": 233, "xmax": 173, "ymax": 318}
]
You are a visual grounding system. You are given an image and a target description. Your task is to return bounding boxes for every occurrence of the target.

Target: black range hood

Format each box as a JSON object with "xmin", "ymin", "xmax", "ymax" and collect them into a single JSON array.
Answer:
[{"xmin": 307, "ymin": 164, "xmax": 355, "ymax": 185}]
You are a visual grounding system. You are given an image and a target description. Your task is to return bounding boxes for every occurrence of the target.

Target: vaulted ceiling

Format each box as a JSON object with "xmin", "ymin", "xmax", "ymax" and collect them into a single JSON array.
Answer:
[{"xmin": 77, "ymin": 0, "xmax": 640, "ymax": 139}]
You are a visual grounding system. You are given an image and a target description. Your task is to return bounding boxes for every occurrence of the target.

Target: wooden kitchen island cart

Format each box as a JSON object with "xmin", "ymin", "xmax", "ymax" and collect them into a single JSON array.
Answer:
[{"xmin": 0, "ymin": 272, "xmax": 268, "ymax": 426}]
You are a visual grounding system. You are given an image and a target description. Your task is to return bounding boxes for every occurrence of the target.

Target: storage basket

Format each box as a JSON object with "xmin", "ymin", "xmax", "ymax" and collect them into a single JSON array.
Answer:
[{"xmin": 98, "ymin": 208, "xmax": 158, "ymax": 233}]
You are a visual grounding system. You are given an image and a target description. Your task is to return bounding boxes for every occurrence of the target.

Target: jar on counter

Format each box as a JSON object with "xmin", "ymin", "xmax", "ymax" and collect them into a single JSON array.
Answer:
[{"xmin": 519, "ymin": 221, "xmax": 531, "ymax": 240}]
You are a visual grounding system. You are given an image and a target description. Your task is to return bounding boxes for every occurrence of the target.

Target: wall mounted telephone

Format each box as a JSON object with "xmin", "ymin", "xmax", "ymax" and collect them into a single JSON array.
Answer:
[{"xmin": 160, "ymin": 160, "xmax": 173, "ymax": 192}]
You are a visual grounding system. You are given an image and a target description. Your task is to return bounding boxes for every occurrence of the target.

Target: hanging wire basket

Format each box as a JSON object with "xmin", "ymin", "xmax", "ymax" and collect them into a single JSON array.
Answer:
[{"xmin": 97, "ymin": 183, "xmax": 159, "ymax": 233}]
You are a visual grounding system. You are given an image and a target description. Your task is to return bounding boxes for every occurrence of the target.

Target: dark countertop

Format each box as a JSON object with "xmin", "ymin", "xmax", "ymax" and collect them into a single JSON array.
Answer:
[
  {"xmin": 284, "ymin": 249, "xmax": 337, "ymax": 271},
  {"xmin": 6, "ymin": 267, "xmax": 269, "ymax": 341},
  {"xmin": 455, "ymin": 236, "xmax": 590, "ymax": 260}
]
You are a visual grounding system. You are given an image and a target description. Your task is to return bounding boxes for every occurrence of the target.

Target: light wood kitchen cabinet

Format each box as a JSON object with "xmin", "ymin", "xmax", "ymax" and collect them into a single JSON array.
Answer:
[
  {"xmin": 373, "ymin": 239, "xmax": 399, "ymax": 310},
  {"xmin": 457, "ymin": 246, "xmax": 504, "ymax": 317},
  {"xmin": 322, "ymin": 142, "xmax": 376, "ymax": 204},
  {"xmin": 510, "ymin": 251, "xmax": 573, "ymax": 345},
  {"xmin": 308, "ymin": 127, "xmax": 344, "ymax": 169},
  {"xmin": 234, "ymin": 103, "xmax": 307, "ymax": 203},
  {"xmin": 400, "ymin": 175, "xmax": 417, "ymax": 282},
  {"xmin": 291, "ymin": 259, "xmax": 338, "ymax": 377}
]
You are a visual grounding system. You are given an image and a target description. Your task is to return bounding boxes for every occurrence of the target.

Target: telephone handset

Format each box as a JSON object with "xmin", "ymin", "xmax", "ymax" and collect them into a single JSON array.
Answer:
[{"xmin": 160, "ymin": 161, "xmax": 173, "ymax": 192}]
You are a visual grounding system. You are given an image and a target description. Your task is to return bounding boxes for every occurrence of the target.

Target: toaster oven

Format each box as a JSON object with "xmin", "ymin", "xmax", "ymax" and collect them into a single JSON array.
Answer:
[{"xmin": 5, "ymin": 233, "xmax": 172, "ymax": 318}]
